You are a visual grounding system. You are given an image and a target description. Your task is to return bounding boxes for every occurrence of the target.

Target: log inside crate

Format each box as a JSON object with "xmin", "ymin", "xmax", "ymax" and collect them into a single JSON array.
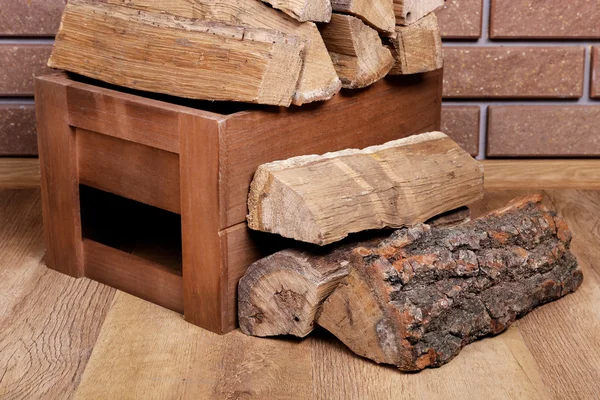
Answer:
[
  {"xmin": 49, "ymin": 0, "xmax": 306, "ymax": 106},
  {"xmin": 331, "ymin": 0, "xmax": 396, "ymax": 34},
  {"xmin": 259, "ymin": 0, "xmax": 333, "ymax": 23},
  {"xmin": 317, "ymin": 195, "xmax": 583, "ymax": 371},
  {"xmin": 106, "ymin": 0, "xmax": 341, "ymax": 105},
  {"xmin": 388, "ymin": 12, "xmax": 444, "ymax": 75},
  {"xmin": 393, "ymin": 0, "xmax": 445, "ymax": 26},
  {"xmin": 238, "ymin": 207, "xmax": 471, "ymax": 338},
  {"xmin": 320, "ymin": 13, "xmax": 395, "ymax": 89},
  {"xmin": 247, "ymin": 132, "xmax": 483, "ymax": 245}
]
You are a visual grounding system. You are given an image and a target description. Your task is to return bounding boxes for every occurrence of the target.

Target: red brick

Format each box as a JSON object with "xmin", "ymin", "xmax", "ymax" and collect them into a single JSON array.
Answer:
[
  {"xmin": 441, "ymin": 106, "xmax": 480, "ymax": 156},
  {"xmin": 0, "ymin": 44, "xmax": 53, "ymax": 96},
  {"xmin": 0, "ymin": 104, "xmax": 38, "ymax": 156},
  {"xmin": 443, "ymin": 47, "xmax": 585, "ymax": 99},
  {"xmin": 0, "ymin": 0, "xmax": 66, "ymax": 36},
  {"xmin": 593, "ymin": 47, "xmax": 600, "ymax": 99},
  {"xmin": 436, "ymin": 0, "xmax": 483, "ymax": 39},
  {"xmin": 490, "ymin": 0, "xmax": 600, "ymax": 39},
  {"xmin": 487, "ymin": 106, "xmax": 600, "ymax": 157}
]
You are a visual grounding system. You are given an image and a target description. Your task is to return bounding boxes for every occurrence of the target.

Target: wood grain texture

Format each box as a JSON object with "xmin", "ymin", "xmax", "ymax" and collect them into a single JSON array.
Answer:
[
  {"xmin": 260, "ymin": 0, "xmax": 332, "ymax": 22},
  {"xmin": 483, "ymin": 160, "xmax": 600, "ymax": 190},
  {"xmin": 394, "ymin": 0, "xmax": 444, "ymax": 25},
  {"xmin": 77, "ymin": 128, "xmax": 181, "ymax": 214},
  {"xmin": 179, "ymin": 114, "xmax": 225, "ymax": 333},
  {"xmin": 247, "ymin": 132, "xmax": 483, "ymax": 245},
  {"xmin": 49, "ymin": 0, "xmax": 305, "ymax": 106},
  {"xmin": 35, "ymin": 74, "xmax": 84, "ymax": 278},
  {"xmin": 83, "ymin": 239, "xmax": 184, "ymax": 314},
  {"xmin": 388, "ymin": 12, "xmax": 443, "ymax": 75},
  {"xmin": 0, "ymin": 158, "xmax": 40, "ymax": 189},
  {"xmin": 74, "ymin": 292, "xmax": 313, "ymax": 400},
  {"xmin": 320, "ymin": 13, "xmax": 394, "ymax": 89},
  {"xmin": 0, "ymin": 190, "xmax": 115, "ymax": 400},
  {"xmin": 220, "ymin": 70, "xmax": 443, "ymax": 228},
  {"xmin": 331, "ymin": 0, "xmax": 395, "ymax": 33},
  {"xmin": 2, "ymin": 189, "xmax": 600, "ymax": 398},
  {"xmin": 107, "ymin": 0, "xmax": 341, "ymax": 105}
]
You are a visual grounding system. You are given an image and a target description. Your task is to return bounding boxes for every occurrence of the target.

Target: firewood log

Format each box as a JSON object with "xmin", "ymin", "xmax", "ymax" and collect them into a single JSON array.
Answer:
[
  {"xmin": 387, "ymin": 12, "xmax": 443, "ymax": 75},
  {"xmin": 259, "ymin": 0, "xmax": 332, "ymax": 22},
  {"xmin": 319, "ymin": 14, "xmax": 395, "ymax": 89},
  {"xmin": 317, "ymin": 195, "xmax": 583, "ymax": 371},
  {"xmin": 107, "ymin": 0, "xmax": 341, "ymax": 105},
  {"xmin": 238, "ymin": 208, "xmax": 471, "ymax": 337},
  {"xmin": 393, "ymin": 0, "xmax": 444, "ymax": 25},
  {"xmin": 331, "ymin": 0, "xmax": 395, "ymax": 33},
  {"xmin": 49, "ymin": 0, "xmax": 305, "ymax": 106},
  {"xmin": 247, "ymin": 132, "xmax": 483, "ymax": 245}
]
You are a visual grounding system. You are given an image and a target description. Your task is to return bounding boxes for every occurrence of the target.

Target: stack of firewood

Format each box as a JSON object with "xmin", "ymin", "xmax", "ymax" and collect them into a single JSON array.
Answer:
[
  {"xmin": 238, "ymin": 132, "xmax": 583, "ymax": 371},
  {"xmin": 48, "ymin": 0, "xmax": 444, "ymax": 106}
]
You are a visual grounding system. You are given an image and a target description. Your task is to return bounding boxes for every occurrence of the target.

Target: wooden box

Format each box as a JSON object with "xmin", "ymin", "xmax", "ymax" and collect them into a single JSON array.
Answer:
[{"xmin": 35, "ymin": 71, "xmax": 442, "ymax": 334}]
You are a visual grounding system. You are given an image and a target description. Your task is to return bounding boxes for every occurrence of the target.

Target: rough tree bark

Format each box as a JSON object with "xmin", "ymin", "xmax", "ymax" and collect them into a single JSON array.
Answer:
[
  {"xmin": 317, "ymin": 195, "xmax": 583, "ymax": 371},
  {"xmin": 238, "ymin": 207, "xmax": 471, "ymax": 337}
]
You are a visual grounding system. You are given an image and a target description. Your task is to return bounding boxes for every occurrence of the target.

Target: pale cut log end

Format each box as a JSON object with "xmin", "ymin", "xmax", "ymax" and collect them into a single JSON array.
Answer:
[
  {"xmin": 262, "ymin": 0, "xmax": 333, "ymax": 23},
  {"xmin": 388, "ymin": 12, "xmax": 443, "ymax": 76},
  {"xmin": 394, "ymin": 0, "xmax": 445, "ymax": 26},
  {"xmin": 238, "ymin": 250, "xmax": 348, "ymax": 337}
]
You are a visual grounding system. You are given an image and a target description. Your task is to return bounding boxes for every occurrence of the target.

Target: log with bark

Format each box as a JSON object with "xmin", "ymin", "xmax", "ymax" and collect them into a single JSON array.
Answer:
[
  {"xmin": 259, "ymin": 0, "xmax": 332, "ymax": 23},
  {"xmin": 393, "ymin": 0, "xmax": 445, "ymax": 25},
  {"xmin": 247, "ymin": 132, "xmax": 483, "ymax": 245},
  {"xmin": 317, "ymin": 195, "xmax": 583, "ymax": 371},
  {"xmin": 331, "ymin": 0, "xmax": 395, "ymax": 33},
  {"xmin": 387, "ymin": 12, "xmax": 443, "ymax": 75},
  {"xmin": 319, "ymin": 14, "xmax": 395, "ymax": 88},
  {"xmin": 238, "ymin": 207, "xmax": 471, "ymax": 337},
  {"xmin": 49, "ymin": 0, "xmax": 305, "ymax": 106},
  {"xmin": 106, "ymin": 0, "xmax": 341, "ymax": 105}
]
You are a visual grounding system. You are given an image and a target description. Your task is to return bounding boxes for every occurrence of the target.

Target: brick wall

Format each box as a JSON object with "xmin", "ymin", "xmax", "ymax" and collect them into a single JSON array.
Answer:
[
  {"xmin": 0, "ymin": 0, "xmax": 63, "ymax": 156},
  {"xmin": 437, "ymin": 0, "xmax": 600, "ymax": 158},
  {"xmin": 0, "ymin": 0, "xmax": 598, "ymax": 158}
]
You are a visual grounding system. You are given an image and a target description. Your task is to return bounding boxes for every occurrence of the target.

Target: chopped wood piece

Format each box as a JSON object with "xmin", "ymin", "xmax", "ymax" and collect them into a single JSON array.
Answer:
[
  {"xmin": 259, "ymin": 0, "xmax": 332, "ymax": 22},
  {"xmin": 238, "ymin": 207, "xmax": 471, "ymax": 338},
  {"xmin": 317, "ymin": 195, "xmax": 583, "ymax": 371},
  {"xmin": 247, "ymin": 132, "xmax": 484, "ymax": 246},
  {"xmin": 387, "ymin": 12, "xmax": 443, "ymax": 75},
  {"xmin": 331, "ymin": 0, "xmax": 395, "ymax": 33},
  {"xmin": 319, "ymin": 13, "xmax": 394, "ymax": 88},
  {"xmin": 393, "ymin": 0, "xmax": 444, "ymax": 26},
  {"xmin": 108, "ymin": 0, "xmax": 341, "ymax": 105},
  {"xmin": 49, "ymin": 0, "xmax": 305, "ymax": 106}
]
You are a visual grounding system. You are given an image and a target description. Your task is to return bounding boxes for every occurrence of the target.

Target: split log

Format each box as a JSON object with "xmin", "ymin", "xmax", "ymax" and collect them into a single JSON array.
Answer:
[
  {"xmin": 107, "ymin": 0, "xmax": 341, "ymax": 105},
  {"xmin": 260, "ymin": 0, "xmax": 332, "ymax": 22},
  {"xmin": 387, "ymin": 12, "xmax": 443, "ymax": 75},
  {"xmin": 393, "ymin": 0, "xmax": 444, "ymax": 25},
  {"xmin": 331, "ymin": 0, "xmax": 395, "ymax": 34},
  {"xmin": 238, "ymin": 207, "xmax": 471, "ymax": 338},
  {"xmin": 317, "ymin": 195, "xmax": 583, "ymax": 371},
  {"xmin": 247, "ymin": 132, "xmax": 484, "ymax": 245},
  {"xmin": 319, "ymin": 14, "xmax": 394, "ymax": 88},
  {"xmin": 49, "ymin": 0, "xmax": 305, "ymax": 106}
]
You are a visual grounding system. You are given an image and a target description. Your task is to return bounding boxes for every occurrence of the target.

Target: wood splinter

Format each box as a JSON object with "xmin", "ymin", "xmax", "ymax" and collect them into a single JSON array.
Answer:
[{"xmin": 317, "ymin": 195, "xmax": 583, "ymax": 371}]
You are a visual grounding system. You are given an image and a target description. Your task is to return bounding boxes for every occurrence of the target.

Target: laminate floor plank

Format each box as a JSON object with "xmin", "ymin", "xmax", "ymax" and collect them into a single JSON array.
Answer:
[{"xmin": 0, "ymin": 189, "xmax": 116, "ymax": 400}]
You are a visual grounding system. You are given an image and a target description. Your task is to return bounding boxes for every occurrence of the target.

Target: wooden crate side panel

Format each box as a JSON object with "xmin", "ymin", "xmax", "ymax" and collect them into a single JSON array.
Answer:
[
  {"xmin": 179, "ymin": 114, "xmax": 226, "ymax": 333},
  {"xmin": 35, "ymin": 75, "xmax": 84, "ymax": 277},
  {"xmin": 67, "ymin": 82, "xmax": 182, "ymax": 153},
  {"xmin": 220, "ymin": 70, "xmax": 443, "ymax": 227},
  {"xmin": 77, "ymin": 128, "xmax": 181, "ymax": 214},
  {"xmin": 83, "ymin": 239, "xmax": 184, "ymax": 313}
]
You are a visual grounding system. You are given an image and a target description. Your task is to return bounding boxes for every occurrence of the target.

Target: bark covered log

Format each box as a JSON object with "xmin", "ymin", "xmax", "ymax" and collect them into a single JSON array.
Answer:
[
  {"xmin": 317, "ymin": 195, "xmax": 583, "ymax": 371},
  {"xmin": 238, "ymin": 207, "xmax": 471, "ymax": 337}
]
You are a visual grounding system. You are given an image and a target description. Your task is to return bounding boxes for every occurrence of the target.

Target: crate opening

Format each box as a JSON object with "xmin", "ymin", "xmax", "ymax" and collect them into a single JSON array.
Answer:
[{"xmin": 79, "ymin": 185, "xmax": 183, "ymax": 273}]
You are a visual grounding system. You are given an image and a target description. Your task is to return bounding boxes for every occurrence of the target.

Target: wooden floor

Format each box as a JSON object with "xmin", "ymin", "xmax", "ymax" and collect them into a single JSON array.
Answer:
[{"xmin": 1, "ymin": 188, "xmax": 600, "ymax": 399}]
